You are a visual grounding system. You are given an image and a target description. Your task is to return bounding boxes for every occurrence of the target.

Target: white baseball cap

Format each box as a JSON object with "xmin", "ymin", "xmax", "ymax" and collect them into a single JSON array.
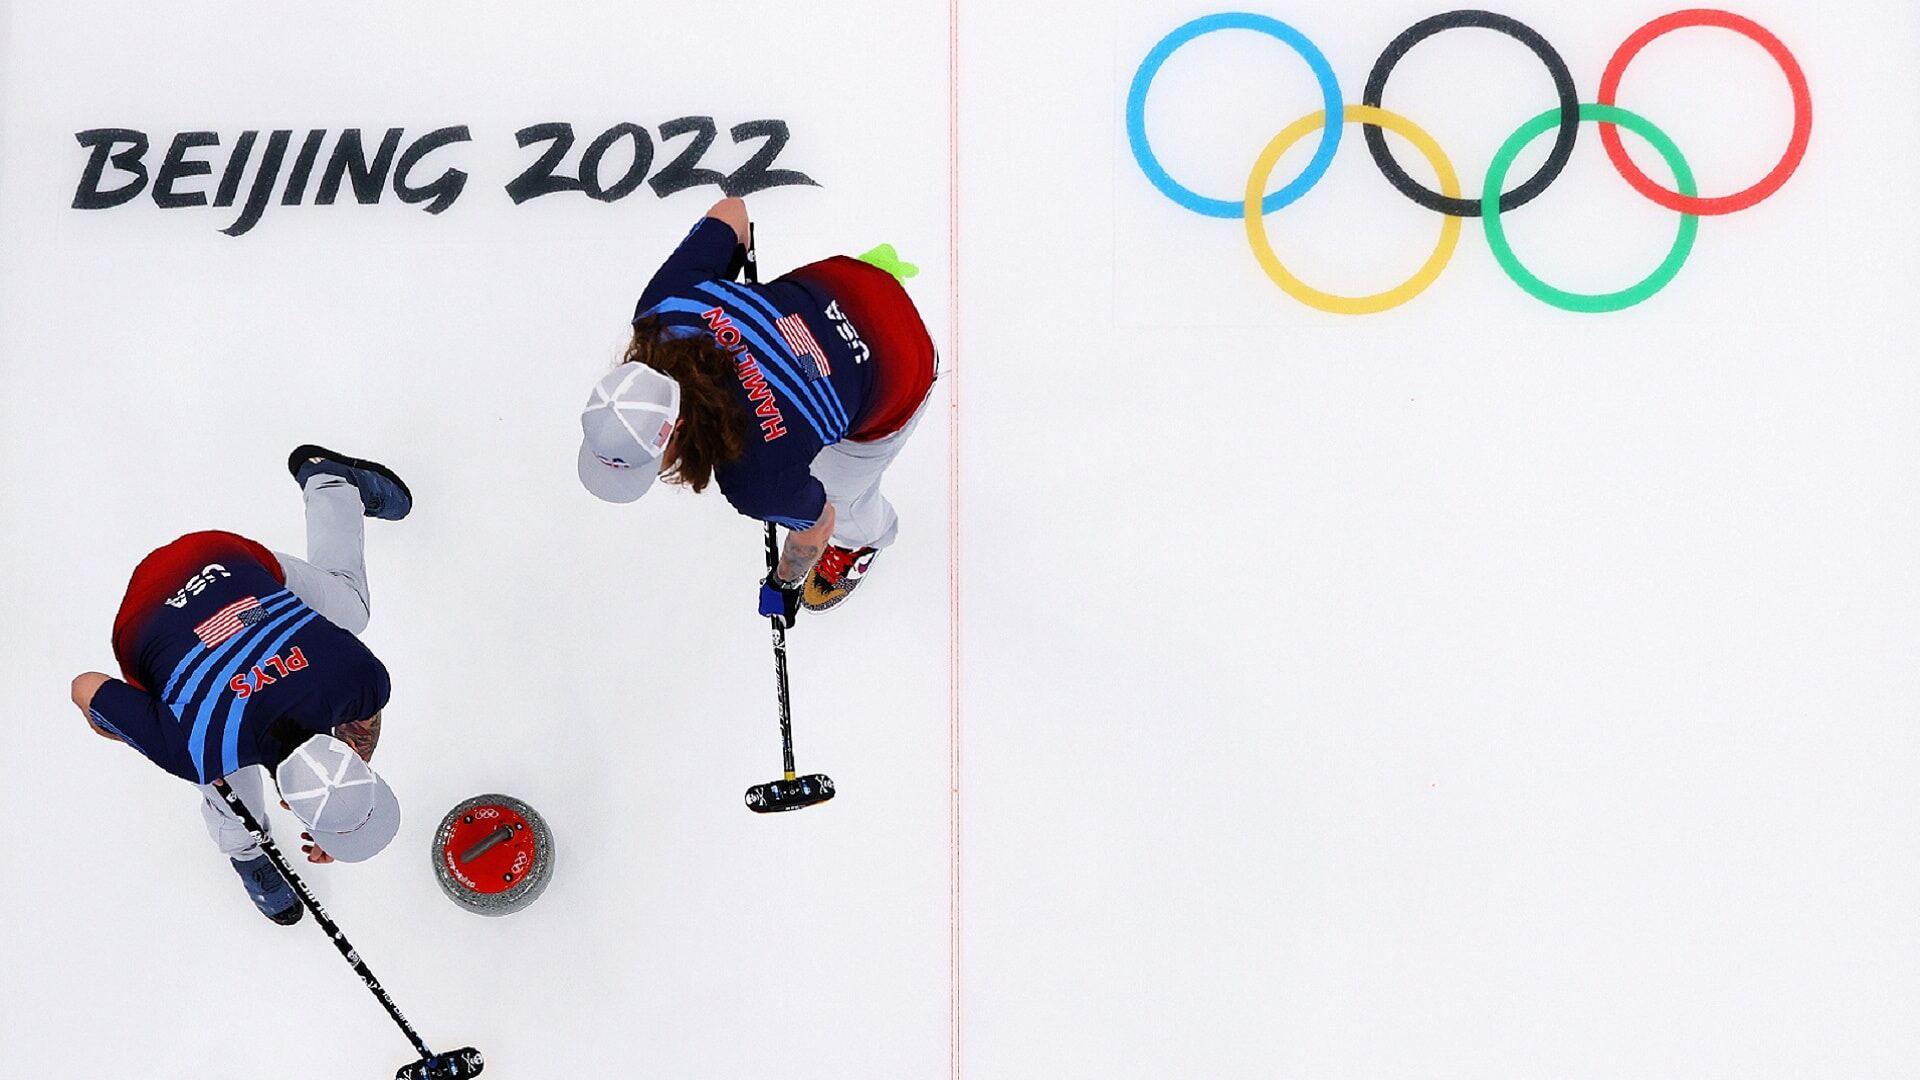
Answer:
[
  {"xmin": 274, "ymin": 734, "xmax": 401, "ymax": 863},
  {"xmin": 578, "ymin": 363, "xmax": 681, "ymax": 504}
]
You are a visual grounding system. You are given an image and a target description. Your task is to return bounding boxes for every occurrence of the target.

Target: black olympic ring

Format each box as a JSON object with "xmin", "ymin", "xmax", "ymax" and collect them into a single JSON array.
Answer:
[{"xmin": 1361, "ymin": 9, "xmax": 1580, "ymax": 218}]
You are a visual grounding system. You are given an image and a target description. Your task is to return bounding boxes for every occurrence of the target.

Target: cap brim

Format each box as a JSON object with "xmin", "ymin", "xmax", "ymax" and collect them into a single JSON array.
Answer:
[
  {"xmin": 577, "ymin": 442, "xmax": 658, "ymax": 504},
  {"xmin": 308, "ymin": 772, "xmax": 400, "ymax": 863}
]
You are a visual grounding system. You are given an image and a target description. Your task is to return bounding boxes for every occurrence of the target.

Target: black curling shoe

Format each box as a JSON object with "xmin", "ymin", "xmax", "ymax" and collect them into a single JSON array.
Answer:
[
  {"xmin": 288, "ymin": 444, "xmax": 413, "ymax": 521},
  {"xmin": 230, "ymin": 853, "xmax": 302, "ymax": 926}
]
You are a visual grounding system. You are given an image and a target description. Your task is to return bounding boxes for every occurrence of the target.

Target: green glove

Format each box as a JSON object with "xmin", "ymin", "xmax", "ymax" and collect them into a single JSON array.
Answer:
[{"xmin": 857, "ymin": 243, "xmax": 919, "ymax": 282}]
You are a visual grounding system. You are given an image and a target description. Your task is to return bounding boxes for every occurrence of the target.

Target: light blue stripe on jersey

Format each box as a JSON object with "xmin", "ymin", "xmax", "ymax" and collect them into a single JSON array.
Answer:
[
  {"xmin": 646, "ymin": 298, "xmax": 830, "ymax": 442},
  {"xmin": 708, "ymin": 281, "xmax": 852, "ymax": 432},
  {"xmin": 732, "ymin": 285, "xmax": 851, "ymax": 434},
  {"xmin": 698, "ymin": 288, "xmax": 848, "ymax": 443},
  {"xmin": 88, "ymin": 709, "xmax": 128, "ymax": 742},
  {"xmin": 651, "ymin": 294, "xmax": 835, "ymax": 432},
  {"xmin": 217, "ymin": 610, "xmax": 320, "ymax": 777},
  {"xmin": 687, "ymin": 283, "xmax": 846, "ymax": 433},
  {"xmin": 161, "ymin": 590, "xmax": 297, "ymax": 702},
  {"xmin": 700, "ymin": 282, "xmax": 850, "ymax": 435},
  {"xmin": 164, "ymin": 596, "xmax": 304, "ymax": 749},
  {"xmin": 166, "ymin": 595, "xmax": 303, "ymax": 724},
  {"xmin": 633, "ymin": 304, "xmax": 705, "ymax": 342},
  {"xmin": 765, "ymin": 514, "xmax": 818, "ymax": 530},
  {"xmin": 186, "ymin": 602, "xmax": 313, "ymax": 781},
  {"xmin": 685, "ymin": 283, "xmax": 841, "ymax": 429}
]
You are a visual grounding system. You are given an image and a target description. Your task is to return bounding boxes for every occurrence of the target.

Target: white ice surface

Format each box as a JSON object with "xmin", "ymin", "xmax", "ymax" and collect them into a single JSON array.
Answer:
[
  {"xmin": 5, "ymin": 1, "xmax": 1920, "ymax": 1078},
  {"xmin": 1, "ymin": 4, "xmax": 951, "ymax": 1078}
]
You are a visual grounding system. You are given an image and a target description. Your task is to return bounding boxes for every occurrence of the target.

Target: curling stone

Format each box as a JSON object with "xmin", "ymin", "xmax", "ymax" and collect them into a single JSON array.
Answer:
[{"xmin": 431, "ymin": 794, "xmax": 554, "ymax": 916}]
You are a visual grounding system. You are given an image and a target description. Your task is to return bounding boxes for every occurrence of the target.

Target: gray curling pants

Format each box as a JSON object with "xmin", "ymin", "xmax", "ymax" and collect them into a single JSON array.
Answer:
[
  {"xmin": 199, "ymin": 474, "xmax": 372, "ymax": 860},
  {"xmin": 813, "ymin": 395, "xmax": 931, "ymax": 552}
]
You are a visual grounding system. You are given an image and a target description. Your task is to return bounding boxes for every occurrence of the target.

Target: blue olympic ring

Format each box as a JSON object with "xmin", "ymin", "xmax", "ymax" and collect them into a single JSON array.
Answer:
[{"xmin": 1125, "ymin": 12, "xmax": 1344, "ymax": 219}]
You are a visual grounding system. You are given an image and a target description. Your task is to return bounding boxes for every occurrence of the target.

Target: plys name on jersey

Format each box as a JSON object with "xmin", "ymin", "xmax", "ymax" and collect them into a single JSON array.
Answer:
[
  {"xmin": 164, "ymin": 563, "xmax": 232, "ymax": 608},
  {"xmin": 702, "ymin": 306, "xmax": 789, "ymax": 442},
  {"xmin": 228, "ymin": 647, "xmax": 311, "ymax": 699}
]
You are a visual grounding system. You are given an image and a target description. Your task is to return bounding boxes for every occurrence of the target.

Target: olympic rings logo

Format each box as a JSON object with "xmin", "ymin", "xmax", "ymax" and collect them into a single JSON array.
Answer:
[{"xmin": 1126, "ymin": 9, "xmax": 1813, "ymax": 315}]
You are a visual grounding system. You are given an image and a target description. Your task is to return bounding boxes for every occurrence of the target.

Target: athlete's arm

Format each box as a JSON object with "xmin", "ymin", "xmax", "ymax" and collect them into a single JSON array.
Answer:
[
  {"xmin": 759, "ymin": 507, "xmax": 836, "ymax": 628},
  {"xmin": 332, "ymin": 712, "xmax": 382, "ymax": 763},
  {"xmin": 634, "ymin": 199, "xmax": 752, "ymax": 315},
  {"xmin": 70, "ymin": 672, "xmax": 121, "ymax": 741},
  {"xmin": 777, "ymin": 505, "xmax": 837, "ymax": 585},
  {"xmin": 706, "ymin": 197, "xmax": 751, "ymax": 248}
]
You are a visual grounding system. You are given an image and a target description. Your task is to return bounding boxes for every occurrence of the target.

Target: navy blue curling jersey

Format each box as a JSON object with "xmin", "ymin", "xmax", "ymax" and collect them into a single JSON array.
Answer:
[
  {"xmin": 632, "ymin": 218, "xmax": 875, "ymax": 529},
  {"xmin": 93, "ymin": 533, "xmax": 390, "ymax": 784}
]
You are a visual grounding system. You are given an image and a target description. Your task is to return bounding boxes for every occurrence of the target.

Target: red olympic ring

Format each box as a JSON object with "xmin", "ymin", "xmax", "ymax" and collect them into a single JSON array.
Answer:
[{"xmin": 1597, "ymin": 8, "xmax": 1813, "ymax": 216}]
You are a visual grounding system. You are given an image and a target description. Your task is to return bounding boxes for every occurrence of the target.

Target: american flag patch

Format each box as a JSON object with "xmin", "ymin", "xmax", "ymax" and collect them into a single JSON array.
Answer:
[
  {"xmin": 776, "ymin": 313, "xmax": 832, "ymax": 380},
  {"xmin": 194, "ymin": 596, "xmax": 267, "ymax": 647}
]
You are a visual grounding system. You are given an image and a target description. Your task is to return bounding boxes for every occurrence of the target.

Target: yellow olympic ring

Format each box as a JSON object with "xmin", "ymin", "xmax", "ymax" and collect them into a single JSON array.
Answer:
[{"xmin": 1243, "ymin": 105, "xmax": 1461, "ymax": 315}]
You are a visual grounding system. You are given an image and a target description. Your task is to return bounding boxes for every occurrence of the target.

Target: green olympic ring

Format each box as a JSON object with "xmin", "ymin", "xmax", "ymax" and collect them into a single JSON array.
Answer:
[
  {"xmin": 1130, "ymin": 9, "xmax": 1812, "ymax": 315},
  {"xmin": 1482, "ymin": 103, "xmax": 1699, "ymax": 314}
]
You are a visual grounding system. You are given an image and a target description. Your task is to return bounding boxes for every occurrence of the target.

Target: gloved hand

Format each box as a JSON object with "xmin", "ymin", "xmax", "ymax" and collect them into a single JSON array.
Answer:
[{"xmin": 758, "ymin": 574, "xmax": 802, "ymax": 629}]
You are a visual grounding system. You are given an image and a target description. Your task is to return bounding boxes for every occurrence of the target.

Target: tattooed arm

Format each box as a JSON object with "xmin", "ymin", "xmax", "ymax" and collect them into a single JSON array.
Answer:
[
  {"xmin": 776, "ymin": 504, "xmax": 837, "ymax": 585},
  {"xmin": 333, "ymin": 711, "xmax": 382, "ymax": 763}
]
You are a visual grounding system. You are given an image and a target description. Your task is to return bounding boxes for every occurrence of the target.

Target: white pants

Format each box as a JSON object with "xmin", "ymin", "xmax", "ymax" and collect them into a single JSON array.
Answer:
[
  {"xmin": 198, "ymin": 474, "xmax": 371, "ymax": 860},
  {"xmin": 273, "ymin": 474, "xmax": 371, "ymax": 636},
  {"xmin": 813, "ymin": 398, "xmax": 929, "ymax": 551},
  {"xmin": 200, "ymin": 765, "xmax": 274, "ymax": 859}
]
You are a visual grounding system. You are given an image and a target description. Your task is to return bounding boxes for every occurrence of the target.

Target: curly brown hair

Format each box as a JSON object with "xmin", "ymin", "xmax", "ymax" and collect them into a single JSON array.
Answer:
[{"xmin": 622, "ymin": 317, "xmax": 745, "ymax": 493}]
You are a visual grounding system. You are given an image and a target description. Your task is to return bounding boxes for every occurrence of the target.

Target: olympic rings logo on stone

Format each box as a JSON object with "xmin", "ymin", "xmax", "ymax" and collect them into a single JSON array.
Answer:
[{"xmin": 1125, "ymin": 9, "xmax": 1813, "ymax": 315}]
